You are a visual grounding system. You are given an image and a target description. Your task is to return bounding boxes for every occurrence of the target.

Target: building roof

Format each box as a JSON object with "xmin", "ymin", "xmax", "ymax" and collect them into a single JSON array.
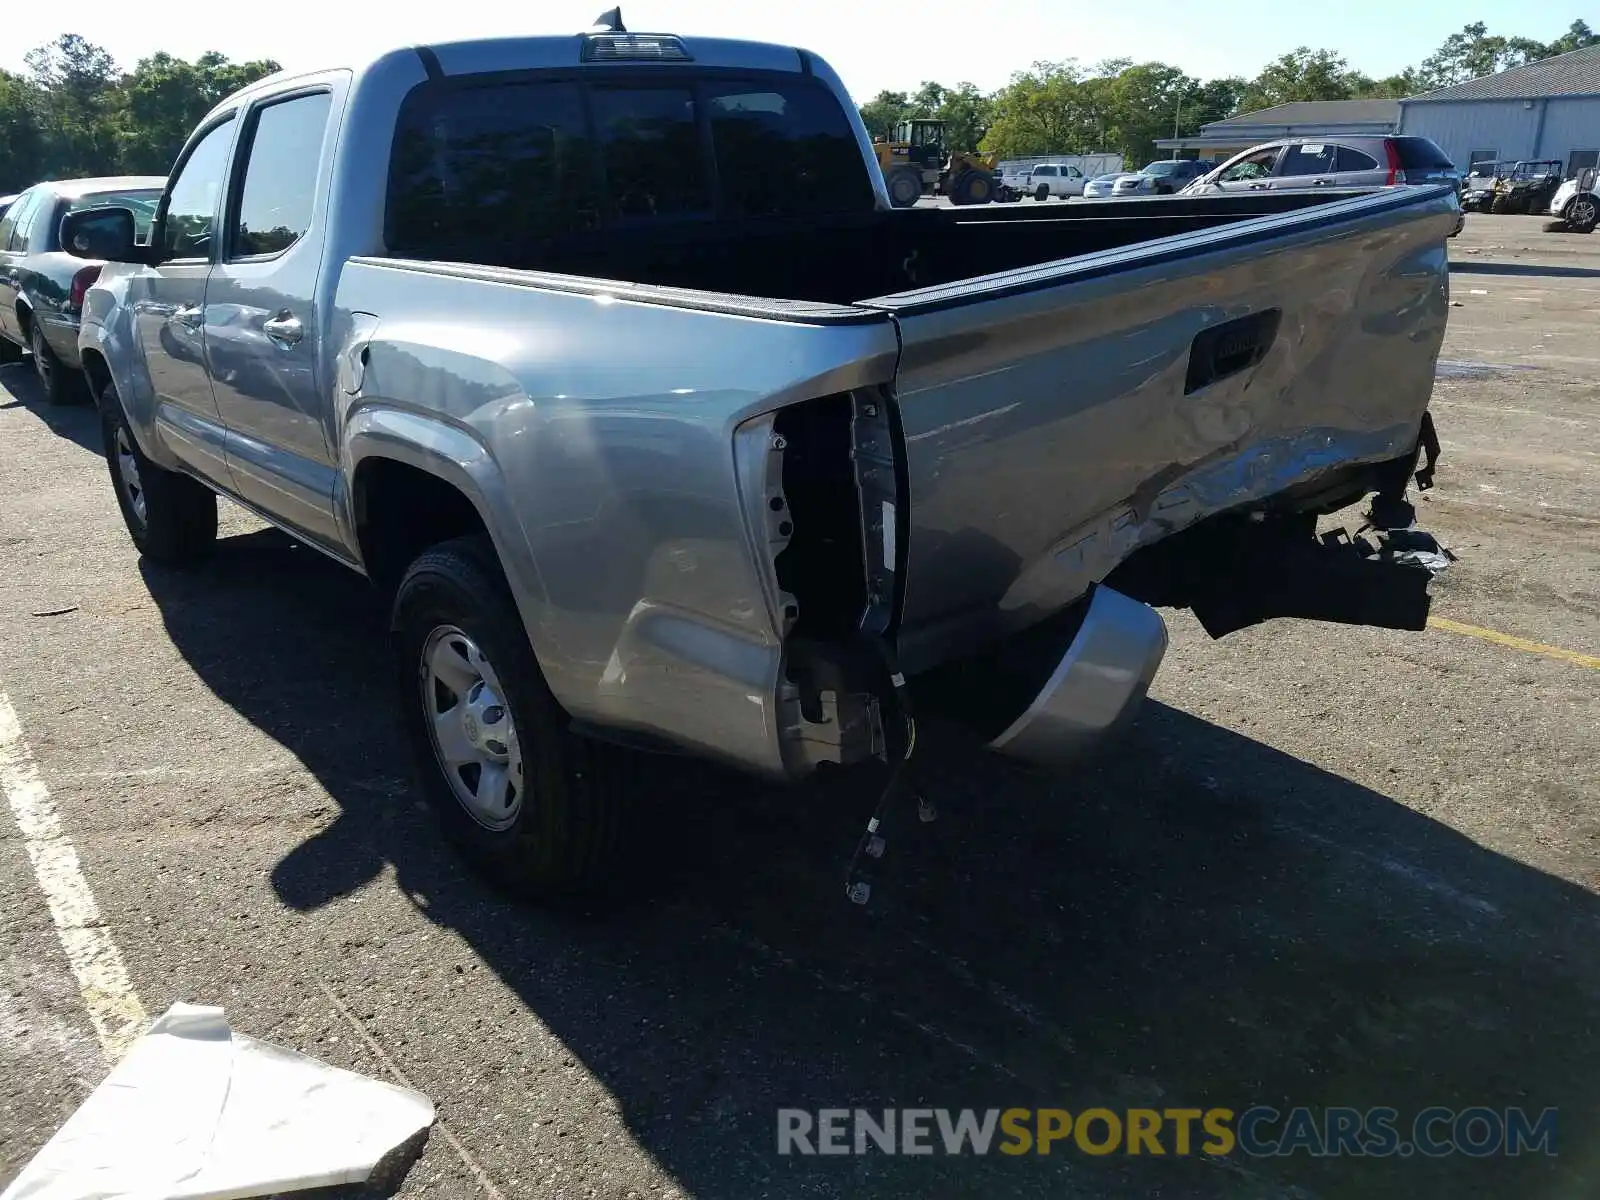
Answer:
[
  {"xmin": 1404, "ymin": 44, "xmax": 1600, "ymax": 103},
  {"xmin": 1203, "ymin": 99, "xmax": 1402, "ymax": 128}
]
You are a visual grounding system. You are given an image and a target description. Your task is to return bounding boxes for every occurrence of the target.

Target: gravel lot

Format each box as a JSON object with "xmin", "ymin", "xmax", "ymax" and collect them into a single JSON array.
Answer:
[{"xmin": 1, "ymin": 213, "xmax": 1596, "ymax": 1199}]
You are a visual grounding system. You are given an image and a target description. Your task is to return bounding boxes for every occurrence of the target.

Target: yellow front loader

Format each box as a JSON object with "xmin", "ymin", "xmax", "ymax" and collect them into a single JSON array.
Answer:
[{"xmin": 874, "ymin": 118, "xmax": 1004, "ymax": 208}]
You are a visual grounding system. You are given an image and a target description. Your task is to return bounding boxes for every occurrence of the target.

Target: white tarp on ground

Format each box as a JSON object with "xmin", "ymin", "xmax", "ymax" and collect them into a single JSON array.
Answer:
[{"xmin": 2, "ymin": 1003, "xmax": 434, "ymax": 1200}]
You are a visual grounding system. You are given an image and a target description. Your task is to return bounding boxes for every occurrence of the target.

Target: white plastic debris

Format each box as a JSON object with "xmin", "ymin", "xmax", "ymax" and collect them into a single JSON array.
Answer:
[{"xmin": 2, "ymin": 1004, "xmax": 434, "ymax": 1200}]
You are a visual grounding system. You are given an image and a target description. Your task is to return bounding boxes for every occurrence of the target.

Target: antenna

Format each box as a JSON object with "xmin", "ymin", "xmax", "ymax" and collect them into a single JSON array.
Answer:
[{"xmin": 591, "ymin": 7, "xmax": 626, "ymax": 32}]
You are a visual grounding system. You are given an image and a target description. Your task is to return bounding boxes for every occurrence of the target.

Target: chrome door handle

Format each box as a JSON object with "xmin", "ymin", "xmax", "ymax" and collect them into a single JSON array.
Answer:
[
  {"xmin": 263, "ymin": 312, "xmax": 304, "ymax": 346},
  {"xmin": 172, "ymin": 304, "xmax": 203, "ymax": 331},
  {"xmin": 1311, "ymin": 178, "xmax": 1331, "ymax": 186}
]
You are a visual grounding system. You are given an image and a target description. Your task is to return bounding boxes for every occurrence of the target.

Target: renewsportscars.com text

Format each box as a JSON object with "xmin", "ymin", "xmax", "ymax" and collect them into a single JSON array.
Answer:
[{"xmin": 777, "ymin": 1106, "xmax": 1557, "ymax": 1158}]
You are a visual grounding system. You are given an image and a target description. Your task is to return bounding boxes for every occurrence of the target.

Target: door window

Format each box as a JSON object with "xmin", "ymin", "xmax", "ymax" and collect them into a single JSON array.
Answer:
[
  {"xmin": 230, "ymin": 92, "xmax": 333, "ymax": 258},
  {"xmin": 1218, "ymin": 149, "xmax": 1278, "ymax": 182},
  {"xmin": 1333, "ymin": 146, "xmax": 1379, "ymax": 172},
  {"xmin": 1278, "ymin": 143, "xmax": 1334, "ymax": 176},
  {"xmin": 2, "ymin": 189, "xmax": 42, "ymax": 251},
  {"xmin": 162, "ymin": 118, "xmax": 237, "ymax": 261}
]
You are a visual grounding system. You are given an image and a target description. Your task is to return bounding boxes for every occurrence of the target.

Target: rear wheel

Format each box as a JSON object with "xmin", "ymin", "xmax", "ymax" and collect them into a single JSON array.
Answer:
[
  {"xmin": 1568, "ymin": 195, "xmax": 1598, "ymax": 233},
  {"xmin": 1035, "ymin": 183, "xmax": 1050, "ymax": 202},
  {"xmin": 31, "ymin": 322, "xmax": 80, "ymax": 406},
  {"xmin": 886, "ymin": 166, "xmax": 922, "ymax": 209},
  {"xmin": 99, "ymin": 383, "xmax": 217, "ymax": 564},
  {"xmin": 393, "ymin": 535, "xmax": 634, "ymax": 897}
]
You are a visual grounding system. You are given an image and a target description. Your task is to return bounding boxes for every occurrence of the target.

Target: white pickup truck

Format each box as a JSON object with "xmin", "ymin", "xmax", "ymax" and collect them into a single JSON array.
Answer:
[{"xmin": 67, "ymin": 15, "xmax": 1454, "ymax": 896}]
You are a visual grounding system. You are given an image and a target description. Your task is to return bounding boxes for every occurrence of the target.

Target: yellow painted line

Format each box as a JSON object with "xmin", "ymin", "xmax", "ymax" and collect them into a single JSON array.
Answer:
[{"xmin": 1427, "ymin": 616, "xmax": 1600, "ymax": 671}]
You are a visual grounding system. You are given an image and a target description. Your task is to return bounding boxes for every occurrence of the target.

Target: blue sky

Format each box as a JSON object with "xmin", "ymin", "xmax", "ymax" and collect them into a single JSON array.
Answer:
[{"xmin": 5, "ymin": 0, "xmax": 1590, "ymax": 99}]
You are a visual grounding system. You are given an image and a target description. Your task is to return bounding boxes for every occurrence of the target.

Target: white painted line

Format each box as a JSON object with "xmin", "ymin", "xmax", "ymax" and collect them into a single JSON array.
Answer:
[{"xmin": 0, "ymin": 689, "xmax": 147, "ymax": 1060}]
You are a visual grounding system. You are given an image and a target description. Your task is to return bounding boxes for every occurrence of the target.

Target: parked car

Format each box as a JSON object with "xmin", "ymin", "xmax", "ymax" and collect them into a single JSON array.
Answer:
[
  {"xmin": 1082, "ymin": 173, "xmax": 1124, "ymax": 199},
  {"xmin": 1105, "ymin": 159, "xmax": 1215, "ymax": 197},
  {"xmin": 1028, "ymin": 163, "xmax": 1087, "ymax": 200},
  {"xmin": 73, "ymin": 22, "xmax": 1453, "ymax": 898},
  {"xmin": 0, "ymin": 176, "xmax": 164, "ymax": 403},
  {"xmin": 1548, "ymin": 166, "xmax": 1599, "ymax": 233},
  {"xmin": 1185, "ymin": 137, "xmax": 1459, "ymax": 197},
  {"xmin": 1185, "ymin": 137, "xmax": 1463, "ymax": 234}
]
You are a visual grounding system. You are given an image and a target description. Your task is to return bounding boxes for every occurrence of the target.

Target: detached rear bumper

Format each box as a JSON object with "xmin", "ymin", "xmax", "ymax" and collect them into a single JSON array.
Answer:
[
  {"xmin": 911, "ymin": 584, "xmax": 1168, "ymax": 766},
  {"xmin": 986, "ymin": 586, "xmax": 1167, "ymax": 766}
]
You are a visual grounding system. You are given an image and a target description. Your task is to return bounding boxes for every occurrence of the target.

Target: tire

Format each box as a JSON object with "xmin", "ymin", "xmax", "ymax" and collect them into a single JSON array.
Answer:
[
  {"xmin": 1035, "ymin": 183, "xmax": 1050, "ymax": 202},
  {"xmin": 99, "ymin": 383, "xmax": 217, "ymax": 564},
  {"xmin": 1568, "ymin": 195, "xmax": 1599, "ymax": 234},
  {"xmin": 393, "ymin": 535, "xmax": 634, "ymax": 898},
  {"xmin": 31, "ymin": 321, "xmax": 81, "ymax": 406},
  {"xmin": 886, "ymin": 167, "xmax": 922, "ymax": 209}
]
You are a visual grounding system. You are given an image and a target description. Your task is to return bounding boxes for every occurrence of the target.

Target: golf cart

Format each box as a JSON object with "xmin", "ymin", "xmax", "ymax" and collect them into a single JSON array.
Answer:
[
  {"xmin": 1459, "ymin": 161, "xmax": 1509, "ymax": 212},
  {"xmin": 1487, "ymin": 160, "xmax": 1564, "ymax": 214}
]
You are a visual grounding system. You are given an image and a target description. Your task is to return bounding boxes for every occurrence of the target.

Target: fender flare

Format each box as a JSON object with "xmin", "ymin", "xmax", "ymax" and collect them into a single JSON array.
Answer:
[{"xmin": 340, "ymin": 403, "xmax": 554, "ymax": 643}]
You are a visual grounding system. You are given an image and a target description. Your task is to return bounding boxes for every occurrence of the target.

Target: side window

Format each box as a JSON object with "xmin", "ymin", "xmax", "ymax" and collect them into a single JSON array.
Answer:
[
  {"xmin": 231, "ymin": 93, "xmax": 333, "ymax": 258},
  {"xmin": 2, "ymin": 190, "xmax": 40, "ymax": 251},
  {"xmin": 1068, "ymin": 167, "xmax": 1084, "ymax": 178},
  {"xmin": 1334, "ymin": 146, "xmax": 1379, "ymax": 172},
  {"xmin": 387, "ymin": 80, "xmax": 601, "ymax": 259},
  {"xmin": 1035, "ymin": 166, "xmax": 1054, "ymax": 177},
  {"xmin": 1278, "ymin": 144, "xmax": 1333, "ymax": 176},
  {"xmin": 590, "ymin": 87, "xmax": 709, "ymax": 220},
  {"xmin": 163, "ymin": 118, "xmax": 237, "ymax": 261},
  {"xmin": 1219, "ymin": 150, "xmax": 1278, "ymax": 182}
]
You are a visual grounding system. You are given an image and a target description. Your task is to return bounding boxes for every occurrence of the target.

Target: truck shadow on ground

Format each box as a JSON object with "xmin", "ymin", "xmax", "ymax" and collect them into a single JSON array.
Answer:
[
  {"xmin": 140, "ymin": 528, "xmax": 1599, "ymax": 1200},
  {"xmin": 0, "ymin": 366, "xmax": 102, "ymax": 454},
  {"xmin": 1448, "ymin": 260, "xmax": 1600, "ymax": 279}
]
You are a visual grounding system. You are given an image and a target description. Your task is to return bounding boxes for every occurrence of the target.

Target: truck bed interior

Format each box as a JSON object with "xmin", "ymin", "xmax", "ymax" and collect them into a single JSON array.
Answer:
[{"xmin": 403, "ymin": 191, "xmax": 1377, "ymax": 306}]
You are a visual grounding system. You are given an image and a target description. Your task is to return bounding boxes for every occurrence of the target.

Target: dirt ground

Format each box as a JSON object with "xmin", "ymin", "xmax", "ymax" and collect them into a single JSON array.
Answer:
[{"xmin": 1, "ymin": 212, "xmax": 1596, "ymax": 1199}]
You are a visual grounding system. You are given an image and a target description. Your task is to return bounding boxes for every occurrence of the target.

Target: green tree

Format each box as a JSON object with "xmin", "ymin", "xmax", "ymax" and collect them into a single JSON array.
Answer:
[
  {"xmin": 0, "ymin": 71, "xmax": 46, "ymax": 191},
  {"xmin": 116, "ymin": 50, "xmax": 279, "ymax": 173},
  {"xmin": 24, "ymin": 34, "xmax": 120, "ymax": 177},
  {"xmin": 1238, "ymin": 47, "xmax": 1362, "ymax": 111},
  {"xmin": 858, "ymin": 90, "xmax": 912, "ymax": 140},
  {"xmin": 934, "ymin": 82, "xmax": 991, "ymax": 152}
]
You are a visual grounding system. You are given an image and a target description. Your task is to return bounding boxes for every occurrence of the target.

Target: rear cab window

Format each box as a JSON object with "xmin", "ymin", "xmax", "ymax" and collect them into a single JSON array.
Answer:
[{"xmin": 386, "ymin": 69, "xmax": 874, "ymax": 259}]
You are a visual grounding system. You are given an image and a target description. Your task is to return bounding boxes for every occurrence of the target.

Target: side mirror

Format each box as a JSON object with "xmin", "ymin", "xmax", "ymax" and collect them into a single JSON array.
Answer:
[{"xmin": 60, "ymin": 206, "xmax": 146, "ymax": 265}]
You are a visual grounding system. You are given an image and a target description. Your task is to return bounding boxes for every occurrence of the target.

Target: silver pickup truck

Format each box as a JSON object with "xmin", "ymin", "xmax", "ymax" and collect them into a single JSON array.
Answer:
[{"xmin": 69, "ymin": 17, "xmax": 1454, "ymax": 895}]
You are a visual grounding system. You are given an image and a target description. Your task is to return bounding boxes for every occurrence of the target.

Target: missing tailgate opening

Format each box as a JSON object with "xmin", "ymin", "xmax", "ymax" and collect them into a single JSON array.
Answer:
[{"xmin": 771, "ymin": 392, "xmax": 907, "ymax": 772}]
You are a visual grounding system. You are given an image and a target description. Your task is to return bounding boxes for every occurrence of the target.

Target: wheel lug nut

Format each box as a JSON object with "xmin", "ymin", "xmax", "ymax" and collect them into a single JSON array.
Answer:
[
  {"xmin": 482, "ymin": 705, "xmax": 504, "ymax": 724},
  {"xmin": 486, "ymin": 739, "xmax": 507, "ymax": 755}
]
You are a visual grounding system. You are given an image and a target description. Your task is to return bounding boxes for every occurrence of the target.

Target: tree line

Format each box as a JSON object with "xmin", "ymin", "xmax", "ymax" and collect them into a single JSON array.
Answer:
[
  {"xmin": 0, "ymin": 35, "xmax": 278, "ymax": 192},
  {"xmin": 860, "ymin": 19, "xmax": 1600, "ymax": 164},
  {"xmin": 2, "ymin": 21, "xmax": 1596, "ymax": 194}
]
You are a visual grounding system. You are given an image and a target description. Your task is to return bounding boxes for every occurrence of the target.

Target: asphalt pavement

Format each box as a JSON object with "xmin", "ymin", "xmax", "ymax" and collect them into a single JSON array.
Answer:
[{"xmin": 1, "ymin": 213, "xmax": 1596, "ymax": 1199}]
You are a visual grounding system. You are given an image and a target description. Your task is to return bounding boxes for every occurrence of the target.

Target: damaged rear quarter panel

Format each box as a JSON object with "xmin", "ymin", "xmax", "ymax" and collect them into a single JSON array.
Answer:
[
  {"xmin": 868, "ymin": 188, "xmax": 1455, "ymax": 669},
  {"xmin": 334, "ymin": 259, "xmax": 900, "ymax": 774}
]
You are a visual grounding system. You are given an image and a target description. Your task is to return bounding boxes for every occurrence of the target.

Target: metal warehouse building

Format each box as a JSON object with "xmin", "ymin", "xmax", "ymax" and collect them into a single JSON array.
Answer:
[{"xmin": 1398, "ymin": 44, "xmax": 1600, "ymax": 177}]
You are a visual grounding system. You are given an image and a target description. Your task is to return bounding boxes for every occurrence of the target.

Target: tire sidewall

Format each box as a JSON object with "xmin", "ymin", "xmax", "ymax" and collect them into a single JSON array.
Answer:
[
  {"xmin": 393, "ymin": 550, "xmax": 573, "ymax": 887},
  {"xmin": 100, "ymin": 392, "xmax": 154, "ymax": 551}
]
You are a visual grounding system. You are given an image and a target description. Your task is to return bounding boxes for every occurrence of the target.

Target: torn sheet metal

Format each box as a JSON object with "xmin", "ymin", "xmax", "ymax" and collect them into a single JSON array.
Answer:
[{"xmin": 2, "ymin": 1004, "xmax": 434, "ymax": 1200}]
